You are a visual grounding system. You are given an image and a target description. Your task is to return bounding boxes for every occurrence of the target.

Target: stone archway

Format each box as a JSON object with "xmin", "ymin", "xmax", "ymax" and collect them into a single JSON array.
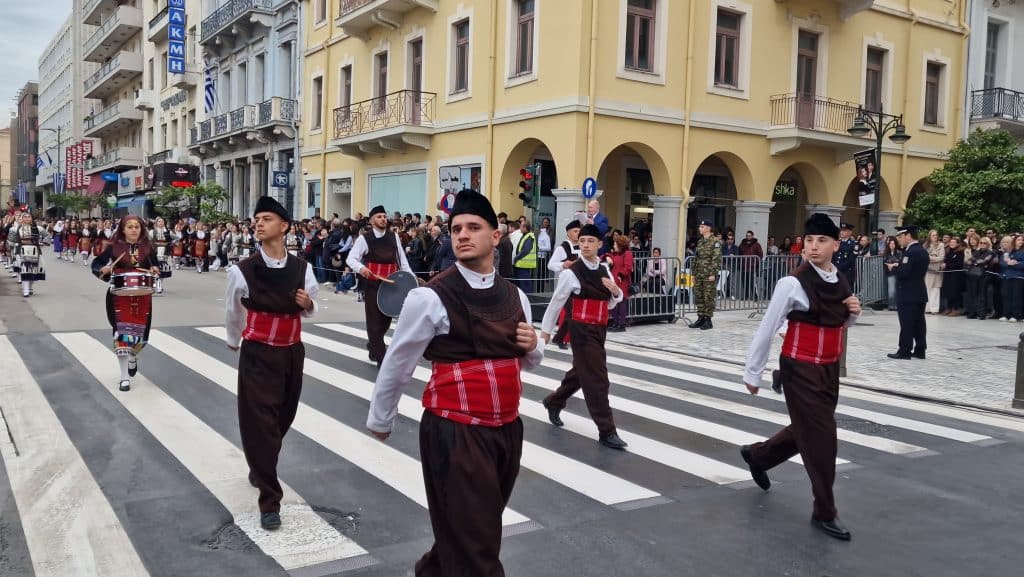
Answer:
[
  {"xmin": 687, "ymin": 153, "xmax": 755, "ymax": 245},
  {"xmin": 497, "ymin": 138, "xmax": 560, "ymax": 221},
  {"xmin": 768, "ymin": 162, "xmax": 828, "ymax": 245},
  {"xmin": 592, "ymin": 142, "xmax": 671, "ymax": 234}
]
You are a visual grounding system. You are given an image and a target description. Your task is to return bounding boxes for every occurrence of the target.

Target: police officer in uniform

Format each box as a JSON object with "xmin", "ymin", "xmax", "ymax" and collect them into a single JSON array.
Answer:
[
  {"xmin": 887, "ymin": 225, "xmax": 929, "ymax": 360},
  {"xmin": 690, "ymin": 219, "xmax": 722, "ymax": 330},
  {"xmin": 833, "ymin": 222, "xmax": 858, "ymax": 284}
]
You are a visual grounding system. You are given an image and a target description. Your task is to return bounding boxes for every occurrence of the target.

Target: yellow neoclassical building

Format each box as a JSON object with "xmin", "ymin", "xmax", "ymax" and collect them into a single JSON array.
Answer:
[{"xmin": 300, "ymin": 0, "xmax": 967, "ymax": 258}]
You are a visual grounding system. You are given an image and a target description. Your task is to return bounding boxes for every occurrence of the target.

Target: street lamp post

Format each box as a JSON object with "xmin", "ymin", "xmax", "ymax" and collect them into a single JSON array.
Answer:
[{"xmin": 847, "ymin": 108, "xmax": 911, "ymax": 255}]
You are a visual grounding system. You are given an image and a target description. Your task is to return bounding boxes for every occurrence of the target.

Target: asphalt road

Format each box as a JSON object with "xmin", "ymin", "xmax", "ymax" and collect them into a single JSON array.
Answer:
[{"xmin": 1, "ymin": 255, "xmax": 1023, "ymax": 577}]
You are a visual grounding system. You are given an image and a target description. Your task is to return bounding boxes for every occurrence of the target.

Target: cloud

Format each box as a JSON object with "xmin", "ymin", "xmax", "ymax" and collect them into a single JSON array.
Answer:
[{"xmin": 0, "ymin": 0, "xmax": 74, "ymax": 128}]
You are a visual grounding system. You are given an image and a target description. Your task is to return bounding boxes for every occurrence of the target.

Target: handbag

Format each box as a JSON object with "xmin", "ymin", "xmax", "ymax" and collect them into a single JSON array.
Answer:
[{"xmin": 331, "ymin": 252, "xmax": 343, "ymax": 268}]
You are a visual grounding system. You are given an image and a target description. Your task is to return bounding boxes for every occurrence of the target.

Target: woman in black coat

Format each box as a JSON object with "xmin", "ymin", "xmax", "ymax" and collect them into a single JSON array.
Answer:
[{"xmin": 941, "ymin": 237, "xmax": 966, "ymax": 316}]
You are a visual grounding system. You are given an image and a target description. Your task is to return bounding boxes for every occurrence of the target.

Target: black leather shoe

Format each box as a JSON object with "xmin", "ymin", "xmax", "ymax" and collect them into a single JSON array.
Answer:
[
  {"xmin": 543, "ymin": 400, "xmax": 563, "ymax": 427},
  {"xmin": 771, "ymin": 370, "xmax": 783, "ymax": 394},
  {"xmin": 557, "ymin": 341, "xmax": 569, "ymax": 350},
  {"xmin": 887, "ymin": 353, "xmax": 912, "ymax": 360},
  {"xmin": 118, "ymin": 379, "xmax": 131, "ymax": 392},
  {"xmin": 740, "ymin": 445, "xmax": 771, "ymax": 491},
  {"xmin": 689, "ymin": 316, "xmax": 705, "ymax": 329},
  {"xmin": 260, "ymin": 511, "xmax": 281, "ymax": 531},
  {"xmin": 911, "ymin": 352, "xmax": 926, "ymax": 359},
  {"xmin": 813, "ymin": 517, "xmax": 851, "ymax": 541},
  {"xmin": 599, "ymin": 433, "xmax": 628, "ymax": 450},
  {"xmin": 700, "ymin": 318, "xmax": 713, "ymax": 330}
]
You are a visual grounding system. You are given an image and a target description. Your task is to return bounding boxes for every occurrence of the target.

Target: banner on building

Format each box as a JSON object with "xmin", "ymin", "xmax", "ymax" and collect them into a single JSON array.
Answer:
[
  {"xmin": 853, "ymin": 148, "xmax": 877, "ymax": 208},
  {"xmin": 81, "ymin": 140, "xmax": 93, "ymax": 190},
  {"xmin": 168, "ymin": 0, "xmax": 187, "ymax": 74}
]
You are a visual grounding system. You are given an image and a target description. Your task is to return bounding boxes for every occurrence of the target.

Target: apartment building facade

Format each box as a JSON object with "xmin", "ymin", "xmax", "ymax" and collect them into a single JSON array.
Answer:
[
  {"xmin": 965, "ymin": 0, "xmax": 1024, "ymax": 149},
  {"xmin": 301, "ymin": 0, "xmax": 967, "ymax": 258},
  {"xmin": 82, "ymin": 0, "xmax": 147, "ymax": 198},
  {"xmin": 37, "ymin": 7, "xmax": 98, "ymax": 206},
  {"xmin": 0, "ymin": 128, "xmax": 11, "ymax": 208},
  {"xmin": 12, "ymin": 83, "xmax": 40, "ymax": 208},
  {"xmin": 188, "ymin": 0, "xmax": 302, "ymax": 219}
]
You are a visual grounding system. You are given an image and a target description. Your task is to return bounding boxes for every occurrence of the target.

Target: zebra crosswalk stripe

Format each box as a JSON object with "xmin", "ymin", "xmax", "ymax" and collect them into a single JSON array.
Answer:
[
  {"xmin": 0, "ymin": 335, "xmax": 151, "ymax": 577},
  {"xmin": 147, "ymin": 329, "xmax": 532, "ymax": 527},
  {"xmin": 54, "ymin": 332, "xmax": 371, "ymax": 572}
]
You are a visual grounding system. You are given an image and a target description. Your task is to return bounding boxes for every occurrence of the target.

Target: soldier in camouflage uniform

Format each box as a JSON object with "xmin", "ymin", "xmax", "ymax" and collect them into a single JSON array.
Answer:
[{"xmin": 690, "ymin": 219, "xmax": 722, "ymax": 330}]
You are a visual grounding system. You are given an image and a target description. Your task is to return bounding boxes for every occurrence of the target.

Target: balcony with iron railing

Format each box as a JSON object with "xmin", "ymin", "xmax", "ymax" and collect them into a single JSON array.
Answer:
[
  {"xmin": 84, "ymin": 5, "xmax": 143, "ymax": 63},
  {"xmin": 189, "ymin": 98, "xmax": 297, "ymax": 149},
  {"xmin": 970, "ymin": 88, "xmax": 1024, "ymax": 136},
  {"xmin": 84, "ymin": 51, "xmax": 144, "ymax": 100},
  {"xmin": 200, "ymin": 0, "xmax": 274, "ymax": 48},
  {"xmin": 767, "ymin": 93, "xmax": 869, "ymax": 157},
  {"xmin": 83, "ymin": 101, "xmax": 144, "ymax": 139},
  {"xmin": 148, "ymin": 1, "xmax": 170, "ymax": 42},
  {"xmin": 338, "ymin": 0, "xmax": 438, "ymax": 38},
  {"xmin": 85, "ymin": 147, "xmax": 145, "ymax": 174},
  {"xmin": 331, "ymin": 90, "xmax": 435, "ymax": 155},
  {"xmin": 82, "ymin": 0, "xmax": 119, "ymax": 25}
]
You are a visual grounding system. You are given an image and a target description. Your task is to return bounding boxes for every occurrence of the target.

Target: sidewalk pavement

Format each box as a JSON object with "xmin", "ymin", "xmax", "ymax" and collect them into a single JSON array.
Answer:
[{"xmin": 605, "ymin": 306, "xmax": 1024, "ymax": 416}]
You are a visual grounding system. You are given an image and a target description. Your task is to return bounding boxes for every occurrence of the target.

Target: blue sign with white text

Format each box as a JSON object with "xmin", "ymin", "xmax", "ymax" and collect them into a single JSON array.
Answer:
[{"xmin": 168, "ymin": 2, "xmax": 186, "ymax": 75}]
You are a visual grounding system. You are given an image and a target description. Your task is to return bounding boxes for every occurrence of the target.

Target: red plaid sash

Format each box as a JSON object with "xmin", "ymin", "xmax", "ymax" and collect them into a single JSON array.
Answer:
[
  {"xmin": 366, "ymin": 262, "xmax": 398, "ymax": 279},
  {"xmin": 571, "ymin": 297, "xmax": 609, "ymax": 325},
  {"xmin": 782, "ymin": 321, "xmax": 844, "ymax": 364},
  {"xmin": 243, "ymin": 311, "xmax": 302, "ymax": 347},
  {"xmin": 423, "ymin": 358, "xmax": 522, "ymax": 426}
]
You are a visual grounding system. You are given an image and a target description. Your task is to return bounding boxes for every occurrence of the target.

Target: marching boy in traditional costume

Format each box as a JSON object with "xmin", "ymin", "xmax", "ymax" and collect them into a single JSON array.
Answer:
[
  {"xmin": 346, "ymin": 204, "xmax": 413, "ymax": 367},
  {"xmin": 367, "ymin": 190, "xmax": 542, "ymax": 577},
  {"xmin": 740, "ymin": 213, "xmax": 861, "ymax": 541},
  {"xmin": 540, "ymin": 224, "xmax": 628, "ymax": 450},
  {"xmin": 224, "ymin": 196, "xmax": 318, "ymax": 531}
]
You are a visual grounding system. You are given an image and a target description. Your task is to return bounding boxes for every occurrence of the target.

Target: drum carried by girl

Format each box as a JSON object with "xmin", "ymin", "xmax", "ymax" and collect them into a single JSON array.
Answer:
[{"xmin": 91, "ymin": 216, "xmax": 161, "ymax": 392}]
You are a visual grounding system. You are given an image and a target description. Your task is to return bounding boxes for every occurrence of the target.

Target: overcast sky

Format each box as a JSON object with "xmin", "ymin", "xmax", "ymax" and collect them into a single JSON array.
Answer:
[{"xmin": 0, "ymin": 0, "xmax": 74, "ymax": 128}]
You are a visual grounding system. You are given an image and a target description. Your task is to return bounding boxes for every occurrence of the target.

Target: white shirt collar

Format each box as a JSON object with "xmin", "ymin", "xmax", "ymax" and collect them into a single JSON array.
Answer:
[
  {"xmin": 580, "ymin": 256, "xmax": 602, "ymax": 270},
  {"xmin": 455, "ymin": 261, "xmax": 496, "ymax": 288},
  {"xmin": 372, "ymin": 227, "xmax": 387, "ymax": 238},
  {"xmin": 259, "ymin": 245, "xmax": 288, "ymax": 269},
  {"xmin": 810, "ymin": 261, "xmax": 838, "ymax": 284}
]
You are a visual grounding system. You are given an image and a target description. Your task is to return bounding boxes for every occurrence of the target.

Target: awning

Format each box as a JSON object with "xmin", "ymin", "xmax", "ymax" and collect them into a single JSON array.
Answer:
[
  {"xmin": 86, "ymin": 176, "xmax": 117, "ymax": 196},
  {"xmin": 115, "ymin": 196, "xmax": 148, "ymax": 209}
]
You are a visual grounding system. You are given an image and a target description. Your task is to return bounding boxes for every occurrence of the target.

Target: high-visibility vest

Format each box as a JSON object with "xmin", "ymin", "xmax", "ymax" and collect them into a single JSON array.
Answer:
[{"xmin": 515, "ymin": 232, "xmax": 537, "ymax": 269}]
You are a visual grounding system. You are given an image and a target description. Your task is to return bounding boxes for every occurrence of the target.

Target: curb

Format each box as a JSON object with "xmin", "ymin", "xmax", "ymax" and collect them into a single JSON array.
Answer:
[{"xmin": 605, "ymin": 338, "xmax": 1024, "ymax": 419}]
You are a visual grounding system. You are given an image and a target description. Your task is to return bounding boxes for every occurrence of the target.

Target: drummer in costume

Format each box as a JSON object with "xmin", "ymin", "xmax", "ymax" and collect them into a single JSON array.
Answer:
[
  {"xmin": 237, "ymin": 224, "xmax": 256, "ymax": 262},
  {"xmin": 367, "ymin": 189, "xmax": 542, "ymax": 577},
  {"xmin": 540, "ymin": 224, "xmax": 628, "ymax": 450},
  {"xmin": 285, "ymin": 224, "xmax": 302, "ymax": 256},
  {"xmin": 224, "ymin": 196, "xmax": 318, "ymax": 531},
  {"xmin": 98, "ymin": 219, "xmax": 114, "ymax": 257},
  {"xmin": 9, "ymin": 212, "xmax": 52, "ymax": 297},
  {"xmin": 78, "ymin": 219, "xmax": 95, "ymax": 265},
  {"xmin": 546, "ymin": 220, "xmax": 582, "ymax": 350},
  {"xmin": 52, "ymin": 219, "xmax": 64, "ymax": 258},
  {"xmin": 150, "ymin": 217, "xmax": 174, "ymax": 293},
  {"xmin": 741, "ymin": 213, "xmax": 861, "ymax": 541},
  {"xmin": 0, "ymin": 214, "xmax": 11, "ymax": 271},
  {"xmin": 345, "ymin": 205, "xmax": 413, "ymax": 367},
  {"xmin": 91, "ymin": 216, "xmax": 161, "ymax": 392},
  {"xmin": 193, "ymin": 221, "xmax": 210, "ymax": 273},
  {"xmin": 64, "ymin": 219, "xmax": 80, "ymax": 262}
]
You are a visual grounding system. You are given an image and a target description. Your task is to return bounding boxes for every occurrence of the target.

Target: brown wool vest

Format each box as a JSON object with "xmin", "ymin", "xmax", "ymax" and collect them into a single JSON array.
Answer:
[
  {"xmin": 787, "ymin": 263, "xmax": 852, "ymax": 328},
  {"xmin": 363, "ymin": 230, "xmax": 398, "ymax": 264},
  {"xmin": 571, "ymin": 259, "xmax": 613, "ymax": 301},
  {"xmin": 238, "ymin": 253, "xmax": 306, "ymax": 314},
  {"xmin": 424, "ymin": 266, "xmax": 527, "ymax": 363}
]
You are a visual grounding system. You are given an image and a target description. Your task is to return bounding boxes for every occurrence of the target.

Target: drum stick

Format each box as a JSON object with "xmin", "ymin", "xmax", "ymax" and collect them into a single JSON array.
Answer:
[{"xmin": 367, "ymin": 270, "xmax": 396, "ymax": 284}]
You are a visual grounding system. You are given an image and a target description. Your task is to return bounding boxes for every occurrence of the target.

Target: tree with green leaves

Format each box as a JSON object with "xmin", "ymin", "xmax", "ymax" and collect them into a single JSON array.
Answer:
[
  {"xmin": 905, "ymin": 128, "xmax": 1024, "ymax": 234},
  {"xmin": 48, "ymin": 192, "xmax": 95, "ymax": 217},
  {"xmin": 150, "ymin": 181, "xmax": 232, "ymax": 226}
]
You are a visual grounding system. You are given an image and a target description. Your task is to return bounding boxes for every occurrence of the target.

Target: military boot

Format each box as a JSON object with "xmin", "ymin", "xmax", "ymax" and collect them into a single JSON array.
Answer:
[
  {"xmin": 700, "ymin": 317, "xmax": 714, "ymax": 330},
  {"xmin": 690, "ymin": 315, "xmax": 706, "ymax": 329}
]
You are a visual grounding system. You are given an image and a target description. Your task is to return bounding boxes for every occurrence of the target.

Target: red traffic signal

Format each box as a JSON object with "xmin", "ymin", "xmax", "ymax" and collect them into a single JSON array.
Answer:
[{"xmin": 519, "ymin": 167, "xmax": 534, "ymax": 180}]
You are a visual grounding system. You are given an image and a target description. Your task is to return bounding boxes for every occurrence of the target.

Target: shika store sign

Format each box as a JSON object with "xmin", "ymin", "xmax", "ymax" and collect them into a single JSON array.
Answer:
[{"xmin": 168, "ymin": 0, "xmax": 187, "ymax": 75}]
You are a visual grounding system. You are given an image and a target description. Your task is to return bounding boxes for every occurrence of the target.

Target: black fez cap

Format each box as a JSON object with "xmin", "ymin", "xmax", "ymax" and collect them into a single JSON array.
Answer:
[
  {"xmin": 253, "ymin": 196, "xmax": 290, "ymax": 222},
  {"xmin": 840, "ymin": 222, "xmax": 855, "ymax": 230},
  {"xmin": 895, "ymin": 224, "xmax": 919, "ymax": 236},
  {"xmin": 449, "ymin": 189, "xmax": 498, "ymax": 229},
  {"xmin": 565, "ymin": 219, "xmax": 581, "ymax": 231},
  {"xmin": 804, "ymin": 213, "xmax": 840, "ymax": 240},
  {"xmin": 369, "ymin": 205, "xmax": 386, "ymax": 217},
  {"xmin": 579, "ymin": 224, "xmax": 602, "ymax": 239},
  {"xmin": 699, "ymin": 219, "xmax": 714, "ymax": 227}
]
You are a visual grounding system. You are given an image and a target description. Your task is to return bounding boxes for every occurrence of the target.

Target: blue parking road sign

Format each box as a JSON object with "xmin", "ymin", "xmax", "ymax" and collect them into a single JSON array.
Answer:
[
  {"xmin": 273, "ymin": 171, "xmax": 289, "ymax": 188},
  {"xmin": 582, "ymin": 177, "xmax": 597, "ymax": 199}
]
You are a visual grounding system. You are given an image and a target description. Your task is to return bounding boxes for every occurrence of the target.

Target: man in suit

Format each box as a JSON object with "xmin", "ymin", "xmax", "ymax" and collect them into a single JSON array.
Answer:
[
  {"xmin": 586, "ymin": 200, "xmax": 610, "ymax": 254},
  {"xmin": 887, "ymin": 225, "xmax": 929, "ymax": 360}
]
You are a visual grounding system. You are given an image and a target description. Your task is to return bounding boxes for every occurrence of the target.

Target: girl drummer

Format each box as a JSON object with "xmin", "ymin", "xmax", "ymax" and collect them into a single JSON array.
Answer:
[
  {"xmin": 92, "ymin": 216, "xmax": 161, "ymax": 392},
  {"xmin": 78, "ymin": 219, "xmax": 95, "ymax": 265},
  {"xmin": 150, "ymin": 216, "xmax": 173, "ymax": 292}
]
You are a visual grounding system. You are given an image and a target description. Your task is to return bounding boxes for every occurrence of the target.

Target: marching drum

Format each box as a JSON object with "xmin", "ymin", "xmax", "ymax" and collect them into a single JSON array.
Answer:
[
  {"xmin": 156, "ymin": 246, "xmax": 172, "ymax": 278},
  {"xmin": 376, "ymin": 270, "xmax": 420, "ymax": 318},
  {"xmin": 110, "ymin": 272, "xmax": 156, "ymax": 296},
  {"xmin": 19, "ymin": 244, "xmax": 40, "ymax": 263}
]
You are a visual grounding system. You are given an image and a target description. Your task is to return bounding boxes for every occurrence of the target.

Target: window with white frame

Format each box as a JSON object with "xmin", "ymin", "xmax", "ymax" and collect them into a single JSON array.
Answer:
[
  {"xmin": 924, "ymin": 61, "xmax": 944, "ymax": 126},
  {"xmin": 984, "ymin": 22, "xmax": 1001, "ymax": 90},
  {"xmin": 714, "ymin": 9, "xmax": 740, "ymax": 87},
  {"xmin": 864, "ymin": 47, "xmax": 885, "ymax": 112},
  {"xmin": 339, "ymin": 65, "xmax": 352, "ymax": 121},
  {"xmin": 452, "ymin": 19, "xmax": 470, "ymax": 93},
  {"xmin": 311, "ymin": 76, "xmax": 323, "ymax": 130},
  {"xmin": 625, "ymin": 0, "xmax": 655, "ymax": 72},
  {"xmin": 315, "ymin": 0, "xmax": 326, "ymax": 24},
  {"xmin": 374, "ymin": 52, "xmax": 388, "ymax": 115},
  {"xmin": 513, "ymin": 0, "xmax": 534, "ymax": 77}
]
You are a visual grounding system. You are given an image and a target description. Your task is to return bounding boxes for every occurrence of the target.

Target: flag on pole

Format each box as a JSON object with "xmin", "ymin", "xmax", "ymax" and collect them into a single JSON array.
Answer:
[
  {"xmin": 204, "ymin": 60, "xmax": 216, "ymax": 114},
  {"xmin": 35, "ymin": 155, "xmax": 45, "ymax": 169},
  {"xmin": 46, "ymin": 151, "xmax": 53, "ymax": 166},
  {"xmin": 54, "ymin": 172, "xmax": 66, "ymax": 195}
]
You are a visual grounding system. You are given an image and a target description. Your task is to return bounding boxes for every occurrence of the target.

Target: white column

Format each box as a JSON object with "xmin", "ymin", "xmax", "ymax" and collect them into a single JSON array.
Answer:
[
  {"xmin": 552, "ymin": 188, "xmax": 599, "ymax": 246},
  {"xmin": 652, "ymin": 195, "xmax": 685, "ymax": 261},
  {"xmin": 733, "ymin": 200, "xmax": 775, "ymax": 250},
  {"xmin": 804, "ymin": 204, "xmax": 846, "ymax": 226},
  {"xmin": 877, "ymin": 211, "xmax": 901, "ymax": 236}
]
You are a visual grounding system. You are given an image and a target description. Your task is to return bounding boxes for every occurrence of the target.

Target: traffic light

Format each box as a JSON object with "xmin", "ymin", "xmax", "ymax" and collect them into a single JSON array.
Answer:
[{"xmin": 518, "ymin": 164, "xmax": 540, "ymax": 208}]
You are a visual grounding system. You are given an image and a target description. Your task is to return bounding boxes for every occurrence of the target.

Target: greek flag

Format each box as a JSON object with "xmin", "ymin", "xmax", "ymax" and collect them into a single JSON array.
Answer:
[
  {"xmin": 204, "ymin": 60, "xmax": 216, "ymax": 114},
  {"xmin": 35, "ymin": 155, "xmax": 45, "ymax": 169},
  {"xmin": 54, "ymin": 172, "xmax": 66, "ymax": 195}
]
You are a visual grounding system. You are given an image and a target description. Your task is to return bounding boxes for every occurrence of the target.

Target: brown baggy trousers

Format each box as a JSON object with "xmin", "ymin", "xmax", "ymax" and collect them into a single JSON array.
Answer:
[
  {"xmin": 362, "ymin": 279, "xmax": 392, "ymax": 362},
  {"xmin": 747, "ymin": 355, "xmax": 840, "ymax": 521},
  {"xmin": 237, "ymin": 339, "xmax": 305, "ymax": 513},
  {"xmin": 415, "ymin": 410, "xmax": 523, "ymax": 577},
  {"xmin": 543, "ymin": 321, "xmax": 617, "ymax": 437}
]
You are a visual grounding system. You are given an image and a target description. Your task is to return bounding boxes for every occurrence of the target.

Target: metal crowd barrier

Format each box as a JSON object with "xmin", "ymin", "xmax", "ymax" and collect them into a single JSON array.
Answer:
[{"xmin": 854, "ymin": 255, "xmax": 886, "ymax": 305}]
